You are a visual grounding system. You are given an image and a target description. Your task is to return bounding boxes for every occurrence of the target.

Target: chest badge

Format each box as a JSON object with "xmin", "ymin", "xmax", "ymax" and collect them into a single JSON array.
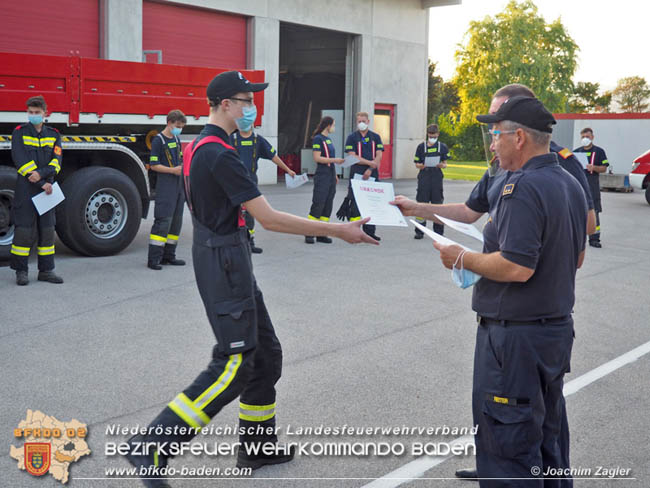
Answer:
[{"xmin": 502, "ymin": 183, "xmax": 515, "ymax": 196}]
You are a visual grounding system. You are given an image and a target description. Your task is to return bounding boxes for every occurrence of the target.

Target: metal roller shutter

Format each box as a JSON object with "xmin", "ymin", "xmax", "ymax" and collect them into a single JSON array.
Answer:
[
  {"xmin": 0, "ymin": 0, "xmax": 99, "ymax": 58},
  {"xmin": 143, "ymin": 1, "xmax": 247, "ymax": 69}
]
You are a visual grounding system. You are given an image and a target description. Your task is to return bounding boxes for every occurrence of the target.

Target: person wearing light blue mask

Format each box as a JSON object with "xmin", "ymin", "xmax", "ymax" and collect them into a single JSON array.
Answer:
[{"xmin": 147, "ymin": 109, "xmax": 188, "ymax": 270}]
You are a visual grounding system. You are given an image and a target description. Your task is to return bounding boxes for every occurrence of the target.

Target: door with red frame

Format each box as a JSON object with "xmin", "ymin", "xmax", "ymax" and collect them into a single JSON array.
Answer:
[{"xmin": 374, "ymin": 104, "xmax": 394, "ymax": 179}]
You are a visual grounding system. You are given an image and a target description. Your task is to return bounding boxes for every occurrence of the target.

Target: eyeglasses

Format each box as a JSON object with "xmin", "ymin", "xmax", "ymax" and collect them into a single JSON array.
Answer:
[
  {"xmin": 229, "ymin": 97, "xmax": 254, "ymax": 107},
  {"xmin": 488, "ymin": 129, "xmax": 517, "ymax": 140}
]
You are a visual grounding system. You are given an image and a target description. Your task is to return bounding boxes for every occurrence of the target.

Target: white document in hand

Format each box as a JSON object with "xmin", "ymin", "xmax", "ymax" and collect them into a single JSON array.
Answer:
[
  {"xmin": 410, "ymin": 220, "xmax": 474, "ymax": 251},
  {"xmin": 353, "ymin": 173, "xmax": 376, "ymax": 182},
  {"xmin": 285, "ymin": 173, "xmax": 309, "ymax": 189},
  {"xmin": 342, "ymin": 154, "xmax": 360, "ymax": 168},
  {"xmin": 351, "ymin": 179, "xmax": 407, "ymax": 227},
  {"xmin": 434, "ymin": 214, "xmax": 484, "ymax": 242},
  {"xmin": 31, "ymin": 182, "xmax": 65, "ymax": 216},
  {"xmin": 424, "ymin": 155, "xmax": 441, "ymax": 167},
  {"xmin": 573, "ymin": 152, "xmax": 589, "ymax": 169}
]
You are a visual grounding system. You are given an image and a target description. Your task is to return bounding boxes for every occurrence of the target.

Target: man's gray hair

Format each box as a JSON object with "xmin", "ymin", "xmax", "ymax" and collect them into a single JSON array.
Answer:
[{"xmin": 501, "ymin": 120, "xmax": 551, "ymax": 147}]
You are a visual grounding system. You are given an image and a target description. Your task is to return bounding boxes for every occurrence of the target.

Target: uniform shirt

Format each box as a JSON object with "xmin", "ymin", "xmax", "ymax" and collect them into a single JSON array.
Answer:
[
  {"xmin": 573, "ymin": 143, "xmax": 608, "ymax": 208},
  {"xmin": 188, "ymin": 124, "xmax": 261, "ymax": 235},
  {"xmin": 413, "ymin": 140, "xmax": 449, "ymax": 179},
  {"xmin": 466, "ymin": 142, "xmax": 594, "ymax": 214},
  {"xmin": 150, "ymin": 133, "xmax": 182, "ymax": 168},
  {"xmin": 472, "ymin": 153, "xmax": 588, "ymax": 321},
  {"xmin": 312, "ymin": 134, "xmax": 336, "ymax": 175},
  {"xmin": 12, "ymin": 123, "xmax": 62, "ymax": 188},
  {"xmin": 229, "ymin": 131, "xmax": 276, "ymax": 175},
  {"xmin": 344, "ymin": 130, "xmax": 383, "ymax": 177}
]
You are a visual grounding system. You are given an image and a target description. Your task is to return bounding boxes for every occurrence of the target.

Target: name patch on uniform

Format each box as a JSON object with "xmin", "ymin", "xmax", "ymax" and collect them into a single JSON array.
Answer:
[{"xmin": 502, "ymin": 183, "xmax": 515, "ymax": 196}]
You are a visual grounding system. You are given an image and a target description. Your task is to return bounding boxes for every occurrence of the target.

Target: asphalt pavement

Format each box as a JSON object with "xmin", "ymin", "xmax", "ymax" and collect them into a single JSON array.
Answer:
[{"xmin": 1, "ymin": 178, "xmax": 648, "ymax": 487}]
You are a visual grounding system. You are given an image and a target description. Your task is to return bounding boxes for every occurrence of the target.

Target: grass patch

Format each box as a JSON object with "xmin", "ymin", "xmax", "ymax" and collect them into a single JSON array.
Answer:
[{"xmin": 443, "ymin": 161, "xmax": 486, "ymax": 182}]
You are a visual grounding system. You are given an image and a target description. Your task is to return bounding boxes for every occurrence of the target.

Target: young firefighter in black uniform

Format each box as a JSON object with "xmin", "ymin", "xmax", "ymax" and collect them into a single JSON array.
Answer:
[
  {"xmin": 413, "ymin": 124, "xmax": 449, "ymax": 239},
  {"xmin": 125, "ymin": 71, "xmax": 376, "ymax": 488},
  {"xmin": 574, "ymin": 127, "xmax": 609, "ymax": 248},
  {"xmin": 10, "ymin": 96, "xmax": 63, "ymax": 285},
  {"xmin": 230, "ymin": 126, "xmax": 295, "ymax": 253},
  {"xmin": 343, "ymin": 112, "xmax": 384, "ymax": 240},
  {"xmin": 147, "ymin": 110, "xmax": 187, "ymax": 270},
  {"xmin": 305, "ymin": 116, "xmax": 343, "ymax": 244}
]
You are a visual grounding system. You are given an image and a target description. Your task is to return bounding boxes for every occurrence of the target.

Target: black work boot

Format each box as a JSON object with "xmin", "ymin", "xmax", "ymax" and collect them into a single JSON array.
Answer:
[
  {"xmin": 455, "ymin": 468, "xmax": 478, "ymax": 480},
  {"xmin": 148, "ymin": 262, "xmax": 163, "ymax": 270},
  {"xmin": 414, "ymin": 233, "xmax": 423, "ymax": 240},
  {"xmin": 236, "ymin": 442, "xmax": 296, "ymax": 470},
  {"xmin": 124, "ymin": 434, "xmax": 171, "ymax": 487},
  {"xmin": 249, "ymin": 238, "xmax": 263, "ymax": 254},
  {"xmin": 16, "ymin": 271, "xmax": 29, "ymax": 286},
  {"xmin": 304, "ymin": 236, "xmax": 315, "ymax": 244},
  {"xmin": 37, "ymin": 271, "xmax": 63, "ymax": 284},
  {"xmin": 316, "ymin": 236, "xmax": 332, "ymax": 244},
  {"xmin": 161, "ymin": 257, "xmax": 186, "ymax": 266}
]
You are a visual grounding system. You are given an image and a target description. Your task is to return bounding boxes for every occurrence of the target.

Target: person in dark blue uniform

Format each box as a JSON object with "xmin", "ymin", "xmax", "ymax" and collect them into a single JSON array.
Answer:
[
  {"xmin": 305, "ymin": 116, "xmax": 344, "ymax": 244},
  {"xmin": 125, "ymin": 71, "xmax": 377, "ymax": 488},
  {"xmin": 343, "ymin": 112, "xmax": 384, "ymax": 240},
  {"xmin": 230, "ymin": 127, "xmax": 295, "ymax": 253},
  {"xmin": 10, "ymin": 96, "xmax": 63, "ymax": 285},
  {"xmin": 574, "ymin": 127, "xmax": 609, "ymax": 248},
  {"xmin": 413, "ymin": 124, "xmax": 449, "ymax": 239},
  {"xmin": 147, "ymin": 110, "xmax": 187, "ymax": 270},
  {"xmin": 435, "ymin": 97, "xmax": 587, "ymax": 487}
]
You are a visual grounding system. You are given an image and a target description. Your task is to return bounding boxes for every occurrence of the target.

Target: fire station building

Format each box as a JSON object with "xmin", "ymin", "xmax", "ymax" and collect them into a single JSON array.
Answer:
[{"xmin": 1, "ymin": 0, "xmax": 460, "ymax": 183}]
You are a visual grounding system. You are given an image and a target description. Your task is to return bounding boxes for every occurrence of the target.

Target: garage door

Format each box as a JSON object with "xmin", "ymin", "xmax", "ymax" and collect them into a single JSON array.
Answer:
[
  {"xmin": 143, "ymin": 1, "xmax": 247, "ymax": 69},
  {"xmin": 0, "ymin": 0, "xmax": 99, "ymax": 58}
]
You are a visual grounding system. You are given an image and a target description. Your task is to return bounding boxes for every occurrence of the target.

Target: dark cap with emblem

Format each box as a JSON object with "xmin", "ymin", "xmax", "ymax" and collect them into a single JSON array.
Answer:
[
  {"xmin": 476, "ymin": 96, "xmax": 556, "ymax": 133},
  {"xmin": 206, "ymin": 71, "xmax": 268, "ymax": 103}
]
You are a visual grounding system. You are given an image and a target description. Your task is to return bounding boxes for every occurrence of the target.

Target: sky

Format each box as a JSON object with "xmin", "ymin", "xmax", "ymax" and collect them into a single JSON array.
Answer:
[{"xmin": 428, "ymin": 0, "xmax": 650, "ymax": 91}]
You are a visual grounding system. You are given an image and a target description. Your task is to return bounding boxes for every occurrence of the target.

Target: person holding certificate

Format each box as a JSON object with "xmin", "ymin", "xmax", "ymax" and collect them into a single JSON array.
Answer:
[
  {"xmin": 305, "ymin": 116, "xmax": 343, "ymax": 244},
  {"xmin": 412, "ymin": 124, "xmax": 449, "ymax": 239}
]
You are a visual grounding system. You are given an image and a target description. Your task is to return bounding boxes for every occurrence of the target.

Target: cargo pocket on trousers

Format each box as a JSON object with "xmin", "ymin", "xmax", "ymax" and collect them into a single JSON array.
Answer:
[
  {"xmin": 481, "ymin": 398, "xmax": 536, "ymax": 459},
  {"xmin": 210, "ymin": 297, "xmax": 257, "ymax": 355}
]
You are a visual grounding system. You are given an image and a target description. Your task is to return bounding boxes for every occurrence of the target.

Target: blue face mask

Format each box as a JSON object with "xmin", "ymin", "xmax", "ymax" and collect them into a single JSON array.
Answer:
[
  {"xmin": 236, "ymin": 104, "xmax": 257, "ymax": 132},
  {"xmin": 28, "ymin": 114, "xmax": 43, "ymax": 125},
  {"xmin": 171, "ymin": 127, "xmax": 182, "ymax": 137},
  {"xmin": 451, "ymin": 251, "xmax": 481, "ymax": 289}
]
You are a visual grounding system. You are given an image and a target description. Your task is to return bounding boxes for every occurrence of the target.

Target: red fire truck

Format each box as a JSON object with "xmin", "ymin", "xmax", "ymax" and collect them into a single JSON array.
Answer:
[{"xmin": 0, "ymin": 51, "xmax": 264, "ymax": 259}]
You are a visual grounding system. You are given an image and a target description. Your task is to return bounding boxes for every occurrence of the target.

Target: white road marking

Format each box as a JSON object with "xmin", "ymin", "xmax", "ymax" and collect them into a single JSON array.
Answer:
[{"xmin": 362, "ymin": 339, "xmax": 650, "ymax": 488}]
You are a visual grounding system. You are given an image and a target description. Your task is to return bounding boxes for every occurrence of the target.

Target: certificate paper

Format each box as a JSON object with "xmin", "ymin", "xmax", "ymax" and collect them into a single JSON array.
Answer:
[
  {"xmin": 31, "ymin": 182, "xmax": 65, "ymax": 216},
  {"xmin": 342, "ymin": 154, "xmax": 360, "ymax": 168},
  {"xmin": 351, "ymin": 180, "xmax": 407, "ymax": 227},
  {"xmin": 424, "ymin": 155, "xmax": 441, "ymax": 167},
  {"xmin": 353, "ymin": 173, "xmax": 376, "ymax": 182},
  {"xmin": 410, "ymin": 220, "xmax": 474, "ymax": 251},
  {"xmin": 285, "ymin": 173, "xmax": 309, "ymax": 189},
  {"xmin": 434, "ymin": 214, "xmax": 484, "ymax": 242},
  {"xmin": 573, "ymin": 152, "xmax": 589, "ymax": 169}
]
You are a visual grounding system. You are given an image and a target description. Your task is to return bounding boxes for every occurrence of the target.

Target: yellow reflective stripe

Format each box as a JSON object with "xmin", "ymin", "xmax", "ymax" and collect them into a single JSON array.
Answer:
[
  {"xmin": 40, "ymin": 137, "xmax": 56, "ymax": 147},
  {"xmin": 319, "ymin": 216, "xmax": 330, "ymax": 222},
  {"xmin": 239, "ymin": 402, "xmax": 276, "ymax": 422},
  {"xmin": 167, "ymin": 142, "xmax": 177, "ymax": 148},
  {"xmin": 240, "ymin": 402, "xmax": 276, "ymax": 411},
  {"xmin": 11, "ymin": 245, "xmax": 31, "ymax": 256},
  {"xmin": 350, "ymin": 216, "xmax": 361, "ymax": 221},
  {"xmin": 248, "ymin": 228, "xmax": 255, "ymax": 235},
  {"xmin": 194, "ymin": 354, "xmax": 242, "ymax": 410},
  {"xmin": 37, "ymin": 245, "xmax": 55, "ymax": 256},
  {"xmin": 596, "ymin": 225, "xmax": 601, "ymax": 231},
  {"xmin": 154, "ymin": 450, "xmax": 159, "ymax": 467},
  {"xmin": 308, "ymin": 215, "xmax": 318, "ymax": 221},
  {"xmin": 312, "ymin": 144, "xmax": 321, "ymax": 149},
  {"xmin": 150, "ymin": 156, "xmax": 159, "ymax": 162},
  {"xmin": 149, "ymin": 234, "xmax": 166, "ymax": 242},
  {"xmin": 167, "ymin": 234, "xmax": 179, "ymax": 242},
  {"xmin": 49, "ymin": 159, "xmax": 61, "ymax": 173},
  {"xmin": 168, "ymin": 393, "xmax": 207, "ymax": 429},
  {"xmin": 345, "ymin": 145, "xmax": 354, "ymax": 150},
  {"xmin": 240, "ymin": 140, "xmax": 253, "ymax": 146},
  {"xmin": 22, "ymin": 136, "xmax": 39, "ymax": 146},
  {"xmin": 17, "ymin": 161, "xmax": 38, "ymax": 176}
]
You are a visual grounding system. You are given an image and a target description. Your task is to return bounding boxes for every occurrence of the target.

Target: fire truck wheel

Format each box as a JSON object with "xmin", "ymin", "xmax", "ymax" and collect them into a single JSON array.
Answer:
[
  {"xmin": 645, "ymin": 183, "xmax": 650, "ymax": 205},
  {"xmin": 56, "ymin": 167, "xmax": 142, "ymax": 256},
  {"xmin": 0, "ymin": 166, "xmax": 17, "ymax": 263}
]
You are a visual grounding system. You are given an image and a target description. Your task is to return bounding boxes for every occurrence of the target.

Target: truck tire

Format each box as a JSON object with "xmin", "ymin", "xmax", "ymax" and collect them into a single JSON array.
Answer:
[
  {"xmin": 56, "ymin": 167, "xmax": 142, "ymax": 256},
  {"xmin": 646, "ymin": 184, "xmax": 650, "ymax": 205},
  {"xmin": 0, "ymin": 166, "xmax": 17, "ymax": 262}
]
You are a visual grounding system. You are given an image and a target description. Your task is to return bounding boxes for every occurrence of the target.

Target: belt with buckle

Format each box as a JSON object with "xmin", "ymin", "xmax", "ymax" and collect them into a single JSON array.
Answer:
[{"xmin": 477, "ymin": 314, "xmax": 571, "ymax": 326}]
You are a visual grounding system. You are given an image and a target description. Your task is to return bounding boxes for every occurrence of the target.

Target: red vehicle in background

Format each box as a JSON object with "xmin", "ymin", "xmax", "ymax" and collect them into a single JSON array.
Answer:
[
  {"xmin": 629, "ymin": 149, "xmax": 650, "ymax": 205},
  {"xmin": 0, "ymin": 52, "xmax": 264, "ymax": 259}
]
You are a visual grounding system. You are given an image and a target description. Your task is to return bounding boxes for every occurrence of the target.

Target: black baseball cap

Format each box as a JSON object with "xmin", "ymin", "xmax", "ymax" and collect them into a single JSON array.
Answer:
[
  {"xmin": 206, "ymin": 71, "xmax": 268, "ymax": 103},
  {"xmin": 476, "ymin": 96, "xmax": 556, "ymax": 133}
]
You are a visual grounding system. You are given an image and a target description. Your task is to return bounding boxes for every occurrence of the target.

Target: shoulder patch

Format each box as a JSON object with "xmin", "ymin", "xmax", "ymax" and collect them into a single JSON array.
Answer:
[
  {"xmin": 558, "ymin": 148, "xmax": 572, "ymax": 159},
  {"xmin": 502, "ymin": 183, "xmax": 515, "ymax": 196},
  {"xmin": 54, "ymin": 146, "xmax": 62, "ymax": 155}
]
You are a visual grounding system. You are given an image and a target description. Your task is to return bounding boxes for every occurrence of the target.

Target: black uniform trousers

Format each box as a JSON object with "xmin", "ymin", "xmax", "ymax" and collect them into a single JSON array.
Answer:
[
  {"xmin": 146, "ymin": 221, "xmax": 282, "ymax": 450},
  {"xmin": 11, "ymin": 177, "xmax": 56, "ymax": 272},
  {"xmin": 348, "ymin": 166, "xmax": 378, "ymax": 235},
  {"xmin": 588, "ymin": 178, "xmax": 602, "ymax": 244},
  {"xmin": 308, "ymin": 167, "xmax": 336, "ymax": 222},
  {"xmin": 148, "ymin": 177, "xmax": 184, "ymax": 264},
  {"xmin": 415, "ymin": 169, "xmax": 444, "ymax": 236},
  {"xmin": 473, "ymin": 318, "xmax": 574, "ymax": 488}
]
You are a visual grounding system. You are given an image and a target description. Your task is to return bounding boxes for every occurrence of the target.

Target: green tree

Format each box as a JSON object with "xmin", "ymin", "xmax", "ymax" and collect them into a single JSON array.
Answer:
[
  {"xmin": 454, "ymin": 0, "xmax": 578, "ymax": 123},
  {"xmin": 427, "ymin": 61, "xmax": 460, "ymax": 124},
  {"xmin": 569, "ymin": 82, "xmax": 611, "ymax": 113},
  {"xmin": 613, "ymin": 76, "xmax": 650, "ymax": 112}
]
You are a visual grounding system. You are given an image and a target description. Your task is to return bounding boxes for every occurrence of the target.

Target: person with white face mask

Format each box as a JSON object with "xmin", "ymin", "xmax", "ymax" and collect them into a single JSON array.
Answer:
[
  {"xmin": 341, "ymin": 112, "xmax": 384, "ymax": 240},
  {"xmin": 412, "ymin": 124, "xmax": 449, "ymax": 239},
  {"xmin": 574, "ymin": 128, "xmax": 609, "ymax": 248}
]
